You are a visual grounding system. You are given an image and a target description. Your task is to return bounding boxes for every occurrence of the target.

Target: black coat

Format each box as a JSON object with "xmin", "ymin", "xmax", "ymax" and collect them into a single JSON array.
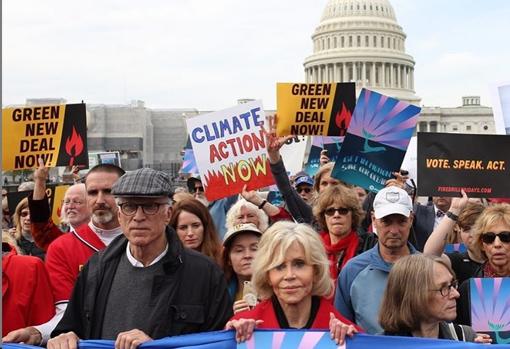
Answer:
[{"xmin": 52, "ymin": 226, "xmax": 232, "ymax": 339}]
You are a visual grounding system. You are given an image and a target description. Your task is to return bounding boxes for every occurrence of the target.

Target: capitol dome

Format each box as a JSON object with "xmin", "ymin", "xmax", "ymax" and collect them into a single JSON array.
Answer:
[{"xmin": 304, "ymin": 0, "xmax": 420, "ymax": 104}]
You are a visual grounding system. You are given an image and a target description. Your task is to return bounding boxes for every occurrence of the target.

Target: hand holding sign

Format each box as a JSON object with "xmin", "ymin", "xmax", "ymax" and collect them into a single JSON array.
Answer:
[{"xmin": 262, "ymin": 114, "xmax": 294, "ymax": 164}]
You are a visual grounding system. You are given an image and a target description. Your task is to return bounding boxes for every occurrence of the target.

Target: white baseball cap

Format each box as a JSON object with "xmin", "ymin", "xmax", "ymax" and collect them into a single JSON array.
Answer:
[{"xmin": 373, "ymin": 186, "xmax": 413, "ymax": 219}]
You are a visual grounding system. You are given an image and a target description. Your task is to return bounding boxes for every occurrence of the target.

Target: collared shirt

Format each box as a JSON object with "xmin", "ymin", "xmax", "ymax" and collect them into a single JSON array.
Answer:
[
  {"xmin": 126, "ymin": 242, "xmax": 168, "ymax": 267},
  {"xmin": 88, "ymin": 221, "xmax": 123, "ymax": 246}
]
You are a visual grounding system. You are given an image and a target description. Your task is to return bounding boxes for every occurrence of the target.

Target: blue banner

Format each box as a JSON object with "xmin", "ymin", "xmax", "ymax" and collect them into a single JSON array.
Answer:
[{"xmin": 4, "ymin": 330, "xmax": 510, "ymax": 349}]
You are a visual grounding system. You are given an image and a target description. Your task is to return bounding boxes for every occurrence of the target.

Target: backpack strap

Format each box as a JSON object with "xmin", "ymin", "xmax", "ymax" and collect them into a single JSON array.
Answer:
[{"xmin": 447, "ymin": 322, "xmax": 465, "ymax": 341}]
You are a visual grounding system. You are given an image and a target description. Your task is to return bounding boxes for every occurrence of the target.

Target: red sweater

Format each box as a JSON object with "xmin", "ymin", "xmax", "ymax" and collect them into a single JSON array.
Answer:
[
  {"xmin": 230, "ymin": 297, "xmax": 361, "ymax": 331},
  {"xmin": 2, "ymin": 243, "xmax": 55, "ymax": 335},
  {"xmin": 45, "ymin": 224, "xmax": 106, "ymax": 303}
]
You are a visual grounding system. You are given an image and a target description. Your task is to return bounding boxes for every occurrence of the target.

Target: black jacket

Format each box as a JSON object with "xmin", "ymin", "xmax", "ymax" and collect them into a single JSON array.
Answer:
[{"xmin": 52, "ymin": 226, "xmax": 232, "ymax": 339}]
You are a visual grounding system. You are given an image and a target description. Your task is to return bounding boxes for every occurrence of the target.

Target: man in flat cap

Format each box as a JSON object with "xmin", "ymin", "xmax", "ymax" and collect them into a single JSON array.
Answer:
[{"xmin": 48, "ymin": 168, "xmax": 232, "ymax": 349}]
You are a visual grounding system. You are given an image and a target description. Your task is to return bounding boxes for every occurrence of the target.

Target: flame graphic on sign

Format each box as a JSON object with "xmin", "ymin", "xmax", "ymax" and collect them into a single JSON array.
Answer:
[
  {"xmin": 335, "ymin": 103, "xmax": 352, "ymax": 137},
  {"xmin": 65, "ymin": 127, "xmax": 84, "ymax": 166}
]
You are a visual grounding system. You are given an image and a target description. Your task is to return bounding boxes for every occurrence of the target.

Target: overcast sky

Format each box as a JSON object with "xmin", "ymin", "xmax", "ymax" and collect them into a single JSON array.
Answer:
[{"xmin": 3, "ymin": 0, "xmax": 509, "ymax": 110}]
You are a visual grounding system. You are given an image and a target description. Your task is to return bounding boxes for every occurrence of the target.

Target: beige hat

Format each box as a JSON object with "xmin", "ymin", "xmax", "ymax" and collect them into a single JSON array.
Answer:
[{"xmin": 223, "ymin": 223, "xmax": 262, "ymax": 246}]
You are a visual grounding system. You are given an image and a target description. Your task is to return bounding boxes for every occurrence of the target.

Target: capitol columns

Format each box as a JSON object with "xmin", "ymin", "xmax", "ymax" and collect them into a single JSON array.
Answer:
[
  {"xmin": 361, "ymin": 62, "xmax": 367, "ymax": 87},
  {"xmin": 371, "ymin": 62, "xmax": 376, "ymax": 86},
  {"xmin": 381, "ymin": 62, "xmax": 385, "ymax": 88},
  {"xmin": 397, "ymin": 64, "xmax": 401, "ymax": 88}
]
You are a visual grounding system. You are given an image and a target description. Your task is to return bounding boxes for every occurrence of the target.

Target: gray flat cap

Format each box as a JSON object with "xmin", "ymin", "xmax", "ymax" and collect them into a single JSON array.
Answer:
[{"xmin": 112, "ymin": 168, "xmax": 173, "ymax": 198}]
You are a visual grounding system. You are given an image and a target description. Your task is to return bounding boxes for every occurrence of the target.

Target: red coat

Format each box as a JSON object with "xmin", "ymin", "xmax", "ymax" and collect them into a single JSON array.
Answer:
[
  {"xmin": 45, "ymin": 224, "xmax": 106, "ymax": 303},
  {"xmin": 230, "ymin": 297, "xmax": 361, "ymax": 331},
  {"xmin": 2, "ymin": 243, "xmax": 55, "ymax": 336}
]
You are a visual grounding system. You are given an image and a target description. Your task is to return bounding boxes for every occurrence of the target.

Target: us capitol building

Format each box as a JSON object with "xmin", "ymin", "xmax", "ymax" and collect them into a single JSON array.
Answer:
[{"xmin": 18, "ymin": 0, "xmax": 495, "ymax": 175}]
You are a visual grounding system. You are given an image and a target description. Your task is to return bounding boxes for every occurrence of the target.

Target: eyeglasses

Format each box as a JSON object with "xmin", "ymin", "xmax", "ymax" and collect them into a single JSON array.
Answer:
[
  {"xmin": 63, "ymin": 200, "xmax": 85, "ymax": 206},
  {"xmin": 431, "ymin": 280, "xmax": 459, "ymax": 297},
  {"xmin": 118, "ymin": 202, "xmax": 168, "ymax": 216},
  {"xmin": 20, "ymin": 211, "xmax": 30, "ymax": 217},
  {"xmin": 190, "ymin": 186, "xmax": 204, "ymax": 194},
  {"xmin": 480, "ymin": 231, "xmax": 510, "ymax": 244},
  {"xmin": 296, "ymin": 187, "xmax": 312, "ymax": 194},
  {"xmin": 324, "ymin": 207, "xmax": 350, "ymax": 216}
]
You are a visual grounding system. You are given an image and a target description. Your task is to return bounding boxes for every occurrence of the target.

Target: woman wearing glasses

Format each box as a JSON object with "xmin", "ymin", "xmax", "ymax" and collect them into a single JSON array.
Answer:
[
  {"xmin": 312, "ymin": 185, "xmax": 377, "ymax": 280},
  {"xmin": 13, "ymin": 198, "xmax": 45, "ymax": 260},
  {"xmin": 424, "ymin": 190, "xmax": 486, "ymax": 284},
  {"xmin": 169, "ymin": 199, "xmax": 222, "ymax": 265},
  {"xmin": 456, "ymin": 203, "xmax": 510, "ymax": 326},
  {"xmin": 380, "ymin": 254, "xmax": 490, "ymax": 343}
]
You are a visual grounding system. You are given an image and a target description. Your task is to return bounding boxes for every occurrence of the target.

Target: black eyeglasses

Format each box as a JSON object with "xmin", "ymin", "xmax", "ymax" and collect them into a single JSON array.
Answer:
[
  {"xmin": 480, "ymin": 231, "xmax": 510, "ymax": 244},
  {"xmin": 118, "ymin": 202, "xmax": 169, "ymax": 216},
  {"xmin": 324, "ymin": 207, "xmax": 350, "ymax": 216},
  {"xmin": 190, "ymin": 186, "xmax": 204, "ymax": 194},
  {"xmin": 297, "ymin": 187, "xmax": 312, "ymax": 194},
  {"xmin": 431, "ymin": 280, "xmax": 459, "ymax": 297}
]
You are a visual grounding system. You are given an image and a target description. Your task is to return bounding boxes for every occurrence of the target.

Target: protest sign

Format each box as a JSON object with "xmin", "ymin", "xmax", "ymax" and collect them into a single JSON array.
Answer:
[
  {"xmin": 417, "ymin": 133, "xmax": 510, "ymax": 198},
  {"xmin": 331, "ymin": 89, "xmax": 420, "ymax": 192},
  {"xmin": 305, "ymin": 136, "xmax": 345, "ymax": 176},
  {"xmin": 179, "ymin": 137, "xmax": 199, "ymax": 174},
  {"xmin": 279, "ymin": 135, "xmax": 308, "ymax": 175},
  {"xmin": 490, "ymin": 82, "xmax": 510, "ymax": 135},
  {"xmin": 186, "ymin": 100, "xmax": 274, "ymax": 201},
  {"xmin": 470, "ymin": 277, "xmax": 510, "ymax": 344},
  {"xmin": 7, "ymin": 184, "xmax": 69, "ymax": 225},
  {"xmin": 444, "ymin": 243, "xmax": 467, "ymax": 253},
  {"xmin": 276, "ymin": 82, "xmax": 355, "ymax": 136},
  {"xmin": 2, "ymin": 103, "xmax": 88, "ymax": 170}
]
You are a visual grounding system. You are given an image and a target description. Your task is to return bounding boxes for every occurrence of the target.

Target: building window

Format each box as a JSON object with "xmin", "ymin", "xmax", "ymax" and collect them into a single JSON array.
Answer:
[
  {"xmin": 357, "ymin": 35, "xmax": 361, "ymax": 47},
  {"xmin": 341, "ymin": 36, "xmax": 345, "ymax": 47},
  {"xmin": 373, "ymin": 36, "xmax": 377, "ymax": 47},
  {"xmin": 430, "ymin": 121, "xmax": 438, "ymax": 132},
  {"xmin": 365, "ymin": 35, "xmax": 369, "ymax": 47},
  {"xmin": 483, "ymin": 125, "xmax": 489, "ymax": 130},
  {"xmin": 466, "ymin": 125, "xmax": 472, "ymax": 131},
  {"xmin": 381, "ymin": 36, "xmax": 384, "ymax": 48},
  {"xmin": 334, "ymin": 37, "xmax": 337, "ymax": 48},
  {"xmin": 349, "ymin": 36, "xmax": 353, "ymax": 47}
]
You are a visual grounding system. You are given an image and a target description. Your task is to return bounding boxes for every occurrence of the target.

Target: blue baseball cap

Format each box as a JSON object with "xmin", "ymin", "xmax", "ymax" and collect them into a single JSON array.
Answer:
[{"xmin": 294, "ymin": 175, "xmax": 314, "ymax": 187}]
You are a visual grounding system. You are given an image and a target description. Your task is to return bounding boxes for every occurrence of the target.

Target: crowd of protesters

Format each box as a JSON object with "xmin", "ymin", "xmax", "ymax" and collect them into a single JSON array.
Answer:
[{"xmin": 2, "ymin": 118, "xmax": 510, "ymax": 347}]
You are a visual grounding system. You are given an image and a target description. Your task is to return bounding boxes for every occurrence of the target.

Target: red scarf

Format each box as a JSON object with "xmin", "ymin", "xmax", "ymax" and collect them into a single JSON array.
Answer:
[
  {"xmin": 483, "ymin": 262, "xmax": 507, "ymax": 277},
  {"xmin": 320, "ymin": 230, "xmax": 359, "ymax": 279}
]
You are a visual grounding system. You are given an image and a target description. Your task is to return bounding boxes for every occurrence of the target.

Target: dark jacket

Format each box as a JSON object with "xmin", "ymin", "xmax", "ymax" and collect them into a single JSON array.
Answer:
[
  {"xmin": 384, "ymin": 321, "xmax": 477, "ymax": 342},
  {"xmin": 52, "ymin": 226, "xmax": 232, "ymax": 339}
]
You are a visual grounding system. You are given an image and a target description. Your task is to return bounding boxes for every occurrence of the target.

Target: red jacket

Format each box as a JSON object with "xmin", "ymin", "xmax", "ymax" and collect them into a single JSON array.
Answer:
[
  {"xmin": 45, "ymin": 224, "xmax": 106, "ymax": 303},
  {"xmin": 2, "ymin": 243, "xmax": 55, "ymax": 336},
  {"xmin": 230, "ymin": 297, "xmax": 361, "ymax": 331}
]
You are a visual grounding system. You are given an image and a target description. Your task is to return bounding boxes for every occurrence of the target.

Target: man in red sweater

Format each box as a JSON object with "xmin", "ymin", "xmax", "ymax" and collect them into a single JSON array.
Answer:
[{"xmin": 3, "ymin": 163, "xmax": 125, "ymax": 345}]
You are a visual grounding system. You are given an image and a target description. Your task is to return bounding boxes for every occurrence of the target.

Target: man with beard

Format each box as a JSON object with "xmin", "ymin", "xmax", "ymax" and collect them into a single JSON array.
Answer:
[
  {"xmin": 334, "ymin": 186, "xmax": 417, "ymax": 334},
  {"xmin": 3, "ymin": 164, "xmax": 125, "ymax": 345}
]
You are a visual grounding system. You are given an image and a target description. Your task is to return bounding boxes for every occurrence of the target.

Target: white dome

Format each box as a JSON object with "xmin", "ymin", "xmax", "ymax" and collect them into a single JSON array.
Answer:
[
  {"xmin": 320, "ymin": 0, "xmax": 397, "ymax": 21},
  {"xmin": 304, "ymin": 0, "xmax": 420, "ymax": 104}
]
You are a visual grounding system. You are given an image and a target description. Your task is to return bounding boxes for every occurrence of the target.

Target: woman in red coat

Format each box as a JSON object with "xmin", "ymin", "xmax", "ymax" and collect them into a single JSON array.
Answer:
[
  {"xmin": 225, "ymin": 221, "xmax": 360, "ymax": 345},
  {"xmin": 2, "ymin": 240, "xmax": 54, "ymax": 337}
]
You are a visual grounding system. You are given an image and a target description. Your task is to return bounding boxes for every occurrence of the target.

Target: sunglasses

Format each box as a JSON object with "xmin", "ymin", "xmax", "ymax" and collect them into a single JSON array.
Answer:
[
  {"xmin": 297, "ymin": 187, "xmax": 312, "ymax": 194},
  {"xmin": 324, "ymin": 207, "xmax": 350, "ymax": 216},
  {"xmin": 480, "ymin": 231, "xmax": 510, "ymax": 244},
  {"xmin": 191, "ymin": 186, "xmax": 204, "ymax": 194}
]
